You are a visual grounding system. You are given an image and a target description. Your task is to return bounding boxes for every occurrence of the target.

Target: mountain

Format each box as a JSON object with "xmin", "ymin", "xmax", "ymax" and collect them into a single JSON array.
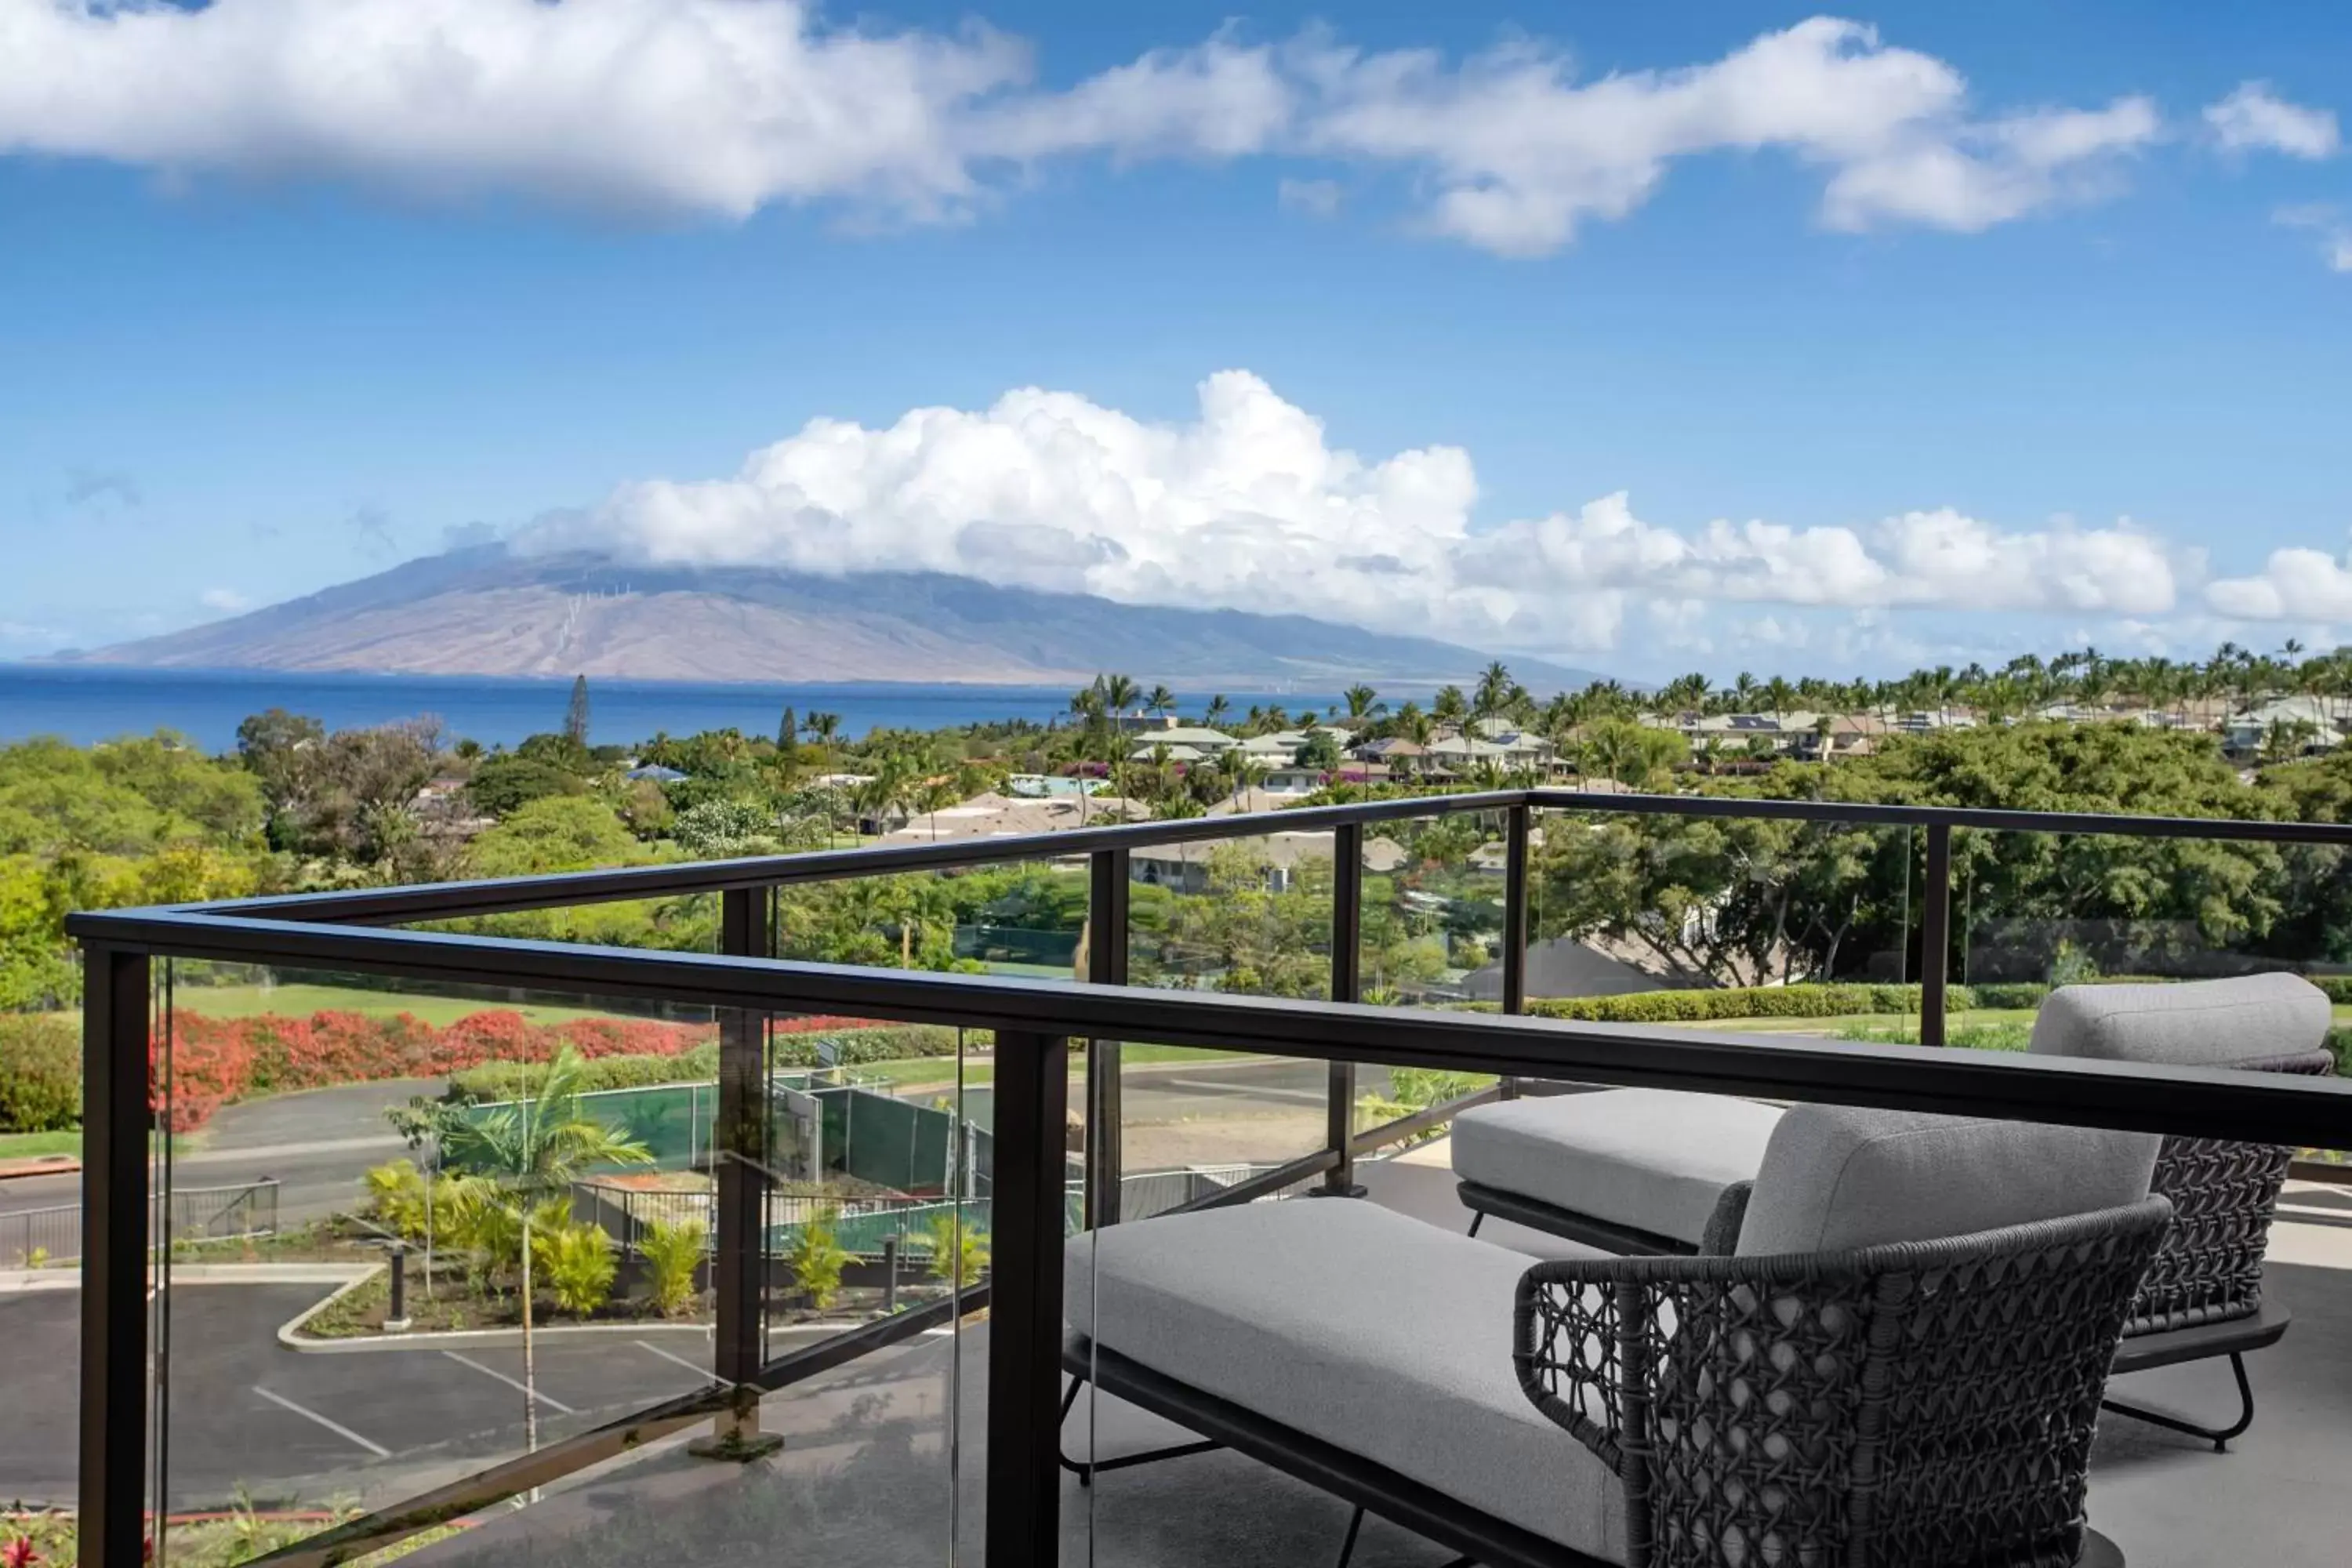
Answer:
[{"xmin": 74, "ymin": 547, "xmax": 1613, "ymax": 691}]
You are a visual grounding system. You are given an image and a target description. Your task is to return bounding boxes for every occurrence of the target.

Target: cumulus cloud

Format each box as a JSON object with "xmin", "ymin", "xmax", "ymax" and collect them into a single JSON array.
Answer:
[
  {"xmin": 1301, "ymin": 19, "xmax": 2160, "ymax": 251},
  {"xmin": 2208, "ymin": 546, "xmax": 2352, "ymax": 620},
  {"xmin": 0, "ymin": 5, "xmax": 2164, "ymax": 253},
  {"xmin": 2204, "ymin": 82, "xmax": 2340, "ymax": 158},
  {"xmin": 2276, "ymin": 204, "xmax": 2352, "ymax": 271},
  {"xmin": 521, "ymin": 370, "xmax": 2193, "ymax": 653},
  {"xmin": 198, "ymin": 587, "xmax": 252, "ymax": 614}
]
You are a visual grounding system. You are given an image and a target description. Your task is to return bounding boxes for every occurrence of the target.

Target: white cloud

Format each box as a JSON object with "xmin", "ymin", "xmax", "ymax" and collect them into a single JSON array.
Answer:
[
  {"xmin": 199, "ymin": 587, "xmax": 252, "ymax": 614},
  {"xmin": 2276, "ymin": 204, "xmax": 2352, "ymax": 271},
  {"xmin": 0, "ymin": 5, "xmax": 2165, "ymax": 253},
  {"xmin": 1297, "ymin": 19, "xmax": 2158, "ymax": 252},
  {"xmin": 2207, "ymin": 546, "xmax": 2352, "ymax": 620},
  {"xmin": 2205, "ymin": 82, "xmax": 2340, "ymax": 158},
  {"xmin": 0, "ymin": 0, "xmax": 1261, "ymax": 223},
  {"xmin": 523, "ymin": 370, "xmax": 2194, "ymax": 655}
]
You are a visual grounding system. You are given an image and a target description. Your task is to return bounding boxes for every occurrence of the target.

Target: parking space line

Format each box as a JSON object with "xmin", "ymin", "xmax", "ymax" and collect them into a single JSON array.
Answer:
[
  {"xmin": 252, "ymin": 1385, "xmax": 391, "ymax": 1458},
  {"xmin": 442, "ymin": 1351, "xmax": 577, "ymax": 1414},
  {"xmin": 634, "ymin": 1339, "xmax": 712, "ymax": 1377}
]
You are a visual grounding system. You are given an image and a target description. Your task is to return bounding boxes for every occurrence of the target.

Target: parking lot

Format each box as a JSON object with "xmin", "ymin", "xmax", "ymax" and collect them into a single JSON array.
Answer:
[{"xmin": 1, "ymin": 1283, "xmax": 721, "ymax": 1509}]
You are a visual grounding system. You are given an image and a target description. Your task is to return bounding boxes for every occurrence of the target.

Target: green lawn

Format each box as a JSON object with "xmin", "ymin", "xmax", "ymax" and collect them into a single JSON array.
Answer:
[{"xmin": 0, "ymin": 1127, "xmax": 179, "ymax": 1161}]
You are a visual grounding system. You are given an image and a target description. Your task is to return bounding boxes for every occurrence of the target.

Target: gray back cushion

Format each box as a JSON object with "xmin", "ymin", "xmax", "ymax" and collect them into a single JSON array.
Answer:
[
  {"xmin": 1736, "ymin": 1105, "xmax": 2160, "ymax": 1257},
  {"xmin": 2028, "ymin": 972, "xmax": 2332, "ymax": 1068}
]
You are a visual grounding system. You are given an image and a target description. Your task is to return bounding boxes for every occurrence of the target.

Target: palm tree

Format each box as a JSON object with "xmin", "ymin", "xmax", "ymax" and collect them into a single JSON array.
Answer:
[
  {"xmin": 443, "ymin": 1047, "xmax": 651, "ymax": 1460},
  {"xmin": 1145, "ymin": 683, "xmax": 1178, "ymax": 724},
  {"xmin": 1100, "ymin": 673, "xmax": 1141, "ymax": 727},
  {"xmin": 1472, "ymin": 661, "xmax": 1512, "ymax": 720},
  {"xmin": 1202, "ymin": 694, "xmax": 1232, "ymax": 731},
  {"xmin": 1341, "ymin": 684, "xmax": 1385, "ymax": 723},
  {"xmin": 1432, "ymin": 685, "xmax": 1468, "ymax": 728},
  {"xmin": 802, "ymin": 711, "xmax": 843, "ymax": 755}
]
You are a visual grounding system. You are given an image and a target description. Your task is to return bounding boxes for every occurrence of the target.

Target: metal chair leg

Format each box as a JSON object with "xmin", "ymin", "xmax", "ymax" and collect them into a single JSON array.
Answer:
[
  {"xmin": 2101, "ymin": 1351, "xmax": 2256, "ymax": 1453},
  {"xmin": 1056, "ymin": 1368, "xmax": 1223, "ymax": 1483},
  {"xmin": 1333, "ymin": 1506, "xmax": 1364, "ymax": 1568},
  {"xmin": 1465, "ymin": 1211, "xmax": 1484, "ymax": 1239}
]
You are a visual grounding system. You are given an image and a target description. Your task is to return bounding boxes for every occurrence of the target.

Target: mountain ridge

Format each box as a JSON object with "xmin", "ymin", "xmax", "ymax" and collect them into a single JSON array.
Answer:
[{"xmin": 71, "ymin": 547, "xmax": 1613, "ymax": 691}]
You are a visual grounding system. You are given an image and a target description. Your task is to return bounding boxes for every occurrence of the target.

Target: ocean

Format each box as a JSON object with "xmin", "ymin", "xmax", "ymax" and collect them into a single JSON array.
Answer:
[{"xmin": 0, "ymin": 666, "xmax": 1342, "ymax": 752}]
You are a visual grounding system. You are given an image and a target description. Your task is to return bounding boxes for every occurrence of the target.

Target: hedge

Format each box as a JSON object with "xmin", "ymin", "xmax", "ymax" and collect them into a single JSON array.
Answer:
[
  {"xmin": 0, "ymin": 1014, "xmax": 82, "ymax": 1133},
  {"xmin": 155, "ymin": 1009, "xmax": 728, "ymax": 1131},
  {"xmin": 1518, "ymin": 983, "xmax": 1957, "ymax": 1025},
  {"xmin": 443, "ymin": 1023, "xmax": 973, "ymax": 1104}
]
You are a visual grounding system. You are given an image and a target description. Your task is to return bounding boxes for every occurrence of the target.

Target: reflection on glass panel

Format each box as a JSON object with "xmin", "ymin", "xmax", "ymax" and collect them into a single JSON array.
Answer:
[
  {"xmin": 1358, "ymin": 810, "xmax": 1509, "ymax": 1009},
  {"xmin": 774, "ymin": 859, "xmax": 1090, "ymax": 978},
  {"xmin": 1525, "ymin": 808, "xmax": 1918, "ymax": 1046},
  {"xmin": 147, "ymin": 964, "xmax": 724, "ymax": 1560},
  {"xmin": 1119, "ymin": 837, "xmax": 1334, "ymax": 1195},
  {"xmin": 1949, "ymin": 827, "xmax": 2350, "ymax": 1062}
]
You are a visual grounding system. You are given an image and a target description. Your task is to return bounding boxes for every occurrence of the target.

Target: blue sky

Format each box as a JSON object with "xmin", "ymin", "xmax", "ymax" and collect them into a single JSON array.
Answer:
[{"xmin": 2, "ymin": 1, "xmax": 2348, "ymax": 682}]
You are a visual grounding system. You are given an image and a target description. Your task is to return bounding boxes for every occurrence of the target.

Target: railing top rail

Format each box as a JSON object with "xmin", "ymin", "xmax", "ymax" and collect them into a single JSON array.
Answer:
[
  {"xmin": 132, "ymin": 784, "xmax": 2352, "ymax": 926},
  {"xmin": 172, "ymin": 788, "xmax": 1534, "ymax": 924},
  {"xmin": 1528, "ymin": 788, "xmax": 2352, "ymax": 844},
  {"xmin": 67, "ymin": 907, "xmax": 2352, "ymax": 1149}
]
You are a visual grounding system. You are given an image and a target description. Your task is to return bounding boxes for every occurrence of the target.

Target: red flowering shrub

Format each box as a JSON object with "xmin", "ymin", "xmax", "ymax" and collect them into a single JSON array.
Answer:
[{"xmin": 151, "ymin": 1007, "xmax": 720, "ymax": 1129}]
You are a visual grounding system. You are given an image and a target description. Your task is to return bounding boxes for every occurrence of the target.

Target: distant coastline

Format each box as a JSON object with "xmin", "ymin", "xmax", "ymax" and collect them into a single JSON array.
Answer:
[{"xmin": 0, "ymin": 663, "xmax": 1343, "ymax": 753}]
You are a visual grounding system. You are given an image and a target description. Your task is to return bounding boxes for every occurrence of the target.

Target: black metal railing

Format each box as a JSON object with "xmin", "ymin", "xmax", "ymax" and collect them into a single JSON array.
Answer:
[{"xmin": 65, "ymin": 786, "xmax": 2352, "ymax": 1567}]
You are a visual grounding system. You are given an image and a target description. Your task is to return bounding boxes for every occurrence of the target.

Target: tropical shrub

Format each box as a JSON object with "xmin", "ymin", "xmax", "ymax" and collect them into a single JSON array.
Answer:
[
  {"xmin": 0, "ymin": 1013, "xmax": 81, "ymax": 1132},
  {"xmin": 1356, "ymin": 1065, "xmax": 1491, "ymax": 1144},
  {"xmin": 535, "ymin": 1221, "xmax": 619, "ymax": 1316},
  {"xmin": 923, "ymin": 1210, "xmax": 989, "ymax": 1290},
  {"xmin": 639, "ymin": 1217, "xmax": 707, "ymax": 1316},
  {"xmin": 364, "ymin": 1158, "xmax": 429, "ymax": 1237},
  {"xmin": 787, "ymin": 1210, "xmax": 851, "ymax": 1310}
]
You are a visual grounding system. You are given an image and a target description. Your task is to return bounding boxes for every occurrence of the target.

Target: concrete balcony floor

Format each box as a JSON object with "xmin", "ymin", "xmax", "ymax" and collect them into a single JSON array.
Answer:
[{"xmin": 397, "ymin": 1142, "xmax": 2352, "ymax": 1568}]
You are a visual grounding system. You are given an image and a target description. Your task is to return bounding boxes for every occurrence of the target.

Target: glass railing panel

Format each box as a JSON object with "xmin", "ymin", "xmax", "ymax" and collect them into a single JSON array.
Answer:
[
  {"xmin": 145, "ymin": 963, "xmax": 724, "ymax": 1560},
  {"xmin": 772, "ymin": 857, "xmax": 1090, "ymax": 980},
  {"xmin": 1118, "ymin": 837, "xmax": 1335, "ymax": 1195},
  {"xmin": 1526, "ymin": 808, "xmax": 1921, "ymax": 1052},
  {"xmin": 1348, "ymin": 808, "xmax": 1510, "ymax": 1149}
]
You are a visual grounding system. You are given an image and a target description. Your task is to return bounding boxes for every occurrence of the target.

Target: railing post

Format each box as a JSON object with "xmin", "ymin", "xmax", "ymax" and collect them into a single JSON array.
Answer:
[
  {"xmin": 1316, "ymin": 822, "xmax": 1367, "ymax": 1196},
  {"xmin": 1919, "ymin": 822, "xmax": 1952, "ymax": 1049},
  {"xmin": 1499, "ymin": 802, "xmax": 1531, "ymax": 1098},
  {"xmin": 80, "ymin": 943, "xmax": 150, "ymax": 1568},
  {"xmin": 987, "ymin": 1029, "xmax": 1069, "ymax": 1568},
  {"xmin": 695, "ymin": 886, "xmax": 779, "ymax": 1459},
  {"xmin": 1083, "ymin": 848, "xmax": 1127, "ymax": 1227}
]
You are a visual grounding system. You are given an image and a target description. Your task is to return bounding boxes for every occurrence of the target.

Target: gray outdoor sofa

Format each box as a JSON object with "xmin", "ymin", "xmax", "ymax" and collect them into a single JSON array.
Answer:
[
  {"xmin": 1063, "ymin": 1103, "xmax": 2170, "ymax": 1566},
  {"xmin": 1450, "ymin": 971, "xmax": 2336, "ymax": 1448}
]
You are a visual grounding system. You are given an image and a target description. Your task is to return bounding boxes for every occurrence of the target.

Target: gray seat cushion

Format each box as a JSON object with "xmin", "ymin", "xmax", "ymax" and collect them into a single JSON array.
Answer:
[
  {"xmin": 1067, "ymin": 1199, "xmax": 1630, "ymax": 1564},
  {"xmin": 1452, "ymin": 1089, "xmax": 1783, "ymax": 1246},
  {"xmin": 2029, "ymin": 973, "xmax": 2332, "ymax": 1068},
  {"xmin": 1735, "ymin": 1105, "xmax": 2161, "ymax": 1256}
]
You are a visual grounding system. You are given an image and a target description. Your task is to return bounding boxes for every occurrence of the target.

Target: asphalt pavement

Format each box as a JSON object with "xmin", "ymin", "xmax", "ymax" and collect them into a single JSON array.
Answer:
[{"xmin": 0, "ymin": 1282, "xmax": 718, "ymax": 1510}]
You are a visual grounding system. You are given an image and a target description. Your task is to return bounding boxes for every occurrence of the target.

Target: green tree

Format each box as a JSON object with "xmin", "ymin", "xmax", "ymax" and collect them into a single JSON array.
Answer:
[
  {"xmin": 442, "ymin": 1046, "xmax": 652, "ymax": 1456},
  {"xmin": 564, "ymin": 674, "xmax": 592, "ymax": 748},
  {"xmin": 469, "ymin": 795, "xmax": 645, "ymax": 877}
]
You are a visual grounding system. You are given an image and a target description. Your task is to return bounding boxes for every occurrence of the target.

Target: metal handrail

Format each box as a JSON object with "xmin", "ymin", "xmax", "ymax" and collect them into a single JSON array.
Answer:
[
  {"xmin": 132, "ymin": 783, "xmax": 2352, "ymax": 927},
  {"xmin": 67, "ymin": 908, "xmax": 2352, "ymax": 1149},
  {"xmin": 67, "ymin": 782, "xmax": 2352, "ymax": 1568}
]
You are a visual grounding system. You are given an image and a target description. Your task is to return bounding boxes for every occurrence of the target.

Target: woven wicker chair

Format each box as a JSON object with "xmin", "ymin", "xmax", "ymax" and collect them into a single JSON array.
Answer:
[
  {"xmin": 1456, "ymin": 974, "xmax": 2335, "ymax": 1448},
  {"xmin": 1517, "ymin": 1196, "xmax": 2175, "ymax": 1568}
]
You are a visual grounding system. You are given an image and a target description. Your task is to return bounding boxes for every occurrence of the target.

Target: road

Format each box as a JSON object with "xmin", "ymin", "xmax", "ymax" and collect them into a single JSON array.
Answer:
[
  {"xmin": 0, "ymin": 1080, "xmax": 439, "ymax": 1240},
  {"xmin": 0, "ymin": 1282, "xmax": 720, "ymax": 1509}
]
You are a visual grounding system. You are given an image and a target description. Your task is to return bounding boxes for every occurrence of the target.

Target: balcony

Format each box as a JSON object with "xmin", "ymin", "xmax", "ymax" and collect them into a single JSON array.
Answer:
[{"xmin": 37, "ymin": 789, "xmax": 2352, "ymax": 1566}]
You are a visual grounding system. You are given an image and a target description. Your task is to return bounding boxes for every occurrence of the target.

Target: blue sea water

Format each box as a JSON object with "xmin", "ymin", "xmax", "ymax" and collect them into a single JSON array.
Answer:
[{"xmin": 0, "ymin": 665, "xmax": 1341, "ymax": 752}]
